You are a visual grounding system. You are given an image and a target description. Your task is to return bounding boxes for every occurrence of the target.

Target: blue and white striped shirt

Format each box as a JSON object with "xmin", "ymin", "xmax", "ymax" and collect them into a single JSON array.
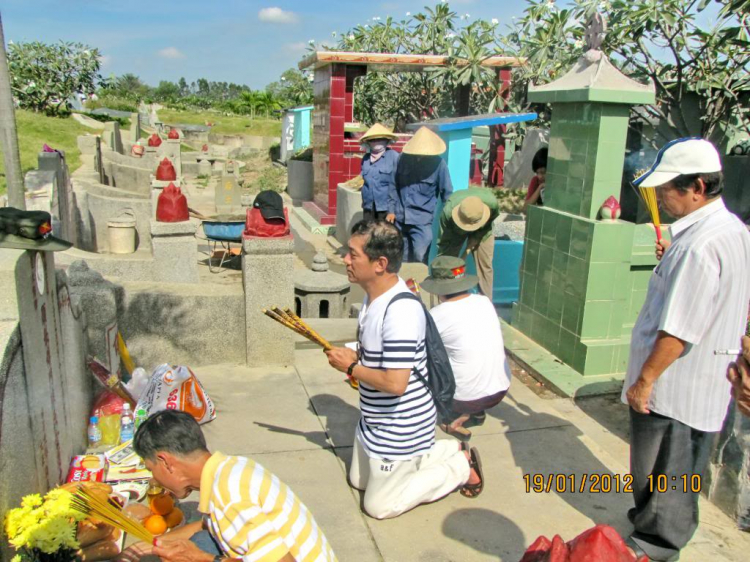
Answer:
[{"xmin": 356, "ymin": 278, "xmax": 436, "ymax": 460}]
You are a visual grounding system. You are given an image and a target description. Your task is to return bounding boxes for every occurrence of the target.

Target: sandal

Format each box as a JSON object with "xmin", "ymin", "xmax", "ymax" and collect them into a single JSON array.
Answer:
[
  {"xmin": 460, "ymin": 447, "xmax": 484, "ymax": 499},
  {"xmin": 464, "ymin": 413, "xmax": 487, "ymax": 429},
  {"xmin": 439, "ymin": 423, "xmax": 472, "ymax": 442}
]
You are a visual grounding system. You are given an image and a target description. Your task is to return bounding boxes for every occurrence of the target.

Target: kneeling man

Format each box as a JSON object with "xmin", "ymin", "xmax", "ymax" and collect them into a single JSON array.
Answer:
[{"xmin": 326, "ymin": 220, "xmax": 484, "ymax": 519}]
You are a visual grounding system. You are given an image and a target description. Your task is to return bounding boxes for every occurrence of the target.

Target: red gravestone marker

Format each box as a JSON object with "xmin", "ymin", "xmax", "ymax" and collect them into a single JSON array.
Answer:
[
  {"xmin": 167, "ymin": 129, "xmax": 180, "ymax": 140},
  {"xmin": 155, "ymin": 158, "xmax": 177, "ymax": 181},
  {"xmin": 148, "ymin": 133, "xmax": 162, "ymax": 147},
  {"xmin": 156, "ymin": 183, "xmax": 189, "ymax": 222}
]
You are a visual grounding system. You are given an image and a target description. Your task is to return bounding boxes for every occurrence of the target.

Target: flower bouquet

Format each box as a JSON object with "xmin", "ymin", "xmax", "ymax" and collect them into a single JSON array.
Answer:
[{"xmin": 4, "ymin": 489, "xmax": 86, "ymax": 562}]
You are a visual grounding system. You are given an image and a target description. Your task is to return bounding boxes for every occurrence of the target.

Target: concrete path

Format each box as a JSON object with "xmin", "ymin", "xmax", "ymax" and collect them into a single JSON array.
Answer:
[{"xmin": 191, "ymin": 351, "xmax": 750, "ymax": 561}]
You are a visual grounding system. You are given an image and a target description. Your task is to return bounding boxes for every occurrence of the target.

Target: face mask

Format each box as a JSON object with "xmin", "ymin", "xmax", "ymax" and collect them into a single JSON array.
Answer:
[{"xmin": 369, "ymin": 141, "xmax": 387, "ymax": 154}]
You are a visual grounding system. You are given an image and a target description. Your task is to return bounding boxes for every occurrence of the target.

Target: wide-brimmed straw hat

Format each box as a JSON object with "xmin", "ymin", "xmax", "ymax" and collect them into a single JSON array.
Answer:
[
  {"xmin": 452, "ymin": 196, "xmax": 491, "ymax": 232},
  {"xmin": 0, "ymin": 207, "xmax": 73, "ymax": 252},
  {"xmin": 421, "ymin": 256, "xmax": 478, "ymax": 296},
  {"xmin": 402, "ymin": 127, "xmax": 446, "ymax": 156},
  {"xmin": 360, "ymin": 123, "xmax": 397, "ymax": 143}
]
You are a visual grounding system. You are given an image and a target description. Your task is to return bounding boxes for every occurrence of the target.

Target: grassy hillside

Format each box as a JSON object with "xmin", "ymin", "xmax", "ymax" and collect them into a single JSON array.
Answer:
[
  {"xmin": 159, "ymin": 109, "xmax": 281, "ymax": 137},
  {"xmin": 0, "ymin": 110, "xmax": 92, "ymax": 196}
]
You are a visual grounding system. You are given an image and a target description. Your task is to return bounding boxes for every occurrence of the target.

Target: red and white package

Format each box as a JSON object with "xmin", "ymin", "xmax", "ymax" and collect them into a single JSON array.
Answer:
[
  {"xmin": 136, "ymin": 364, "xmax": 216, "ymax": 424},
  {"xmin": 66, "ymin": 455, "xmax": 106, "ymax": 483}
]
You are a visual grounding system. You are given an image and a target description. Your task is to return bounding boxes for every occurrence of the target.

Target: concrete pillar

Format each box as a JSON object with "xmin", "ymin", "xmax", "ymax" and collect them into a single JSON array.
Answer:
[
  {"xmin": 242, "ymin": 235, "xmax": 295, "ymax": 367},
  {"xmin": 150, "ymin": 219, "xmax": 200, "ymax": 284},
  {"xmin": 38, "ymin": 150, "xmax": 76, "ymax": 245},
  {"xmin": 129, "ymin": 112, "xmax": 141, "ymax": 143},
  {"xmin": 15, "ymin": 250, "xmax": 74, "ymax": 488},
  {"xmin": 103, "ymin": 121, "xmax": 124, "ymax": 154}
]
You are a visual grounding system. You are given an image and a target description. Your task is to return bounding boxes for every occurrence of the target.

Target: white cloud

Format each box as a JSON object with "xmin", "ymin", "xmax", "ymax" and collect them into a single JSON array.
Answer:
[
  {"xmin": 283, "ymin": 42, "xmax": 307, "ymax": 53},
  {"xmin": 158, "ymin": 47, "xmax": 185, "ymax": 59},
  {"xmin": 258, "ymin": 7, "xmax": 298, "ymax": 24}
]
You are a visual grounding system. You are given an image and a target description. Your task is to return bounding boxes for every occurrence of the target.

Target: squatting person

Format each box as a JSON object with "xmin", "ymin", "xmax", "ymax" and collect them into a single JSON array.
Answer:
[
  {"xmin": 623, "ymin": 138, "xmax": 750, "ymax": 562},
  {"xmin": 325, "ymin": 219, "xmax": 484, "ymax": 519},
  {"xmin": 132, "ymin": 410, "xmax": 337, "ymax": 562}
]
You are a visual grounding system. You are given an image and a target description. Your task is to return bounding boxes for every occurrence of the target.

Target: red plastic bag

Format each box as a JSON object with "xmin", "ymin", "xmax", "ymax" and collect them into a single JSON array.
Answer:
[
  {"xmin": 520, "ymin": 525, "xmax": 647, "ymax": 562},
  {"xmin": 244, "ymin": 207, "xmax": 290, "ymax": 238},
  {"xmin": 156, "ymin": 182, "xmax": 189, "ymax": 222},
  {"xmin": 155, "ymin": 158, "xmax": 177, "ymax": 181},
  {"xmin": 147, "ymin": 133, "xmax": 162, "ymax": 147},
  {"xmin": 167, "ymin": 129, "xmax": 180, "ymax": 139},
  {"xmin": 91, "ymin": 389, "xmax": 125, "ymax": 417}
]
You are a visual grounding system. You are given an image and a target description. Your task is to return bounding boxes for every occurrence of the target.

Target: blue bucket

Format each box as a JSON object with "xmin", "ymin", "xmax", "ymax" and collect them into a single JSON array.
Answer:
[{"xmin": 203, "ymin": 221, "xmax": 245, "ymax": 242}]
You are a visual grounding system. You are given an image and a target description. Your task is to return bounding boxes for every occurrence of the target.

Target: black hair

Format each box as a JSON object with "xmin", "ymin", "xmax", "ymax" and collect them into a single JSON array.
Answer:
[
  {"xmin": 349, "ymin": 219, "xmax": 403, "ymax": 273},
  {"xmin": 532, "ymin": 148, "xmax": 548, "ymax": 173},
  {"xmin": 133, "ymin": 410, "xmax": 208, "ymax": 462},
  {"xmin": 670, "ymin": 172, "xmax": 723, "ymax": 198}
]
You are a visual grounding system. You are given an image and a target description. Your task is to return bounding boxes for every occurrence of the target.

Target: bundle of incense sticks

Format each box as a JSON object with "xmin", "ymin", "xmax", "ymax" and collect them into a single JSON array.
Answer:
[
  {"xmin": 638, "ymin": 185, "xmax": 663, "ymax": 242},
  {"xmin": 70, "ymin": 486, "xmax": 155, "ymax": 544},
  {"xmin": 262, "ymin": 307, "xmax": 333, "ymax": 350}
]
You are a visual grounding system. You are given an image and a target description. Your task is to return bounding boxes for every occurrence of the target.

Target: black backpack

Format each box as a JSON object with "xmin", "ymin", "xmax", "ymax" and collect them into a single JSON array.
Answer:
[{"xmin": 383, "ymin": 292, "xmax": 456, "ymax": 423}]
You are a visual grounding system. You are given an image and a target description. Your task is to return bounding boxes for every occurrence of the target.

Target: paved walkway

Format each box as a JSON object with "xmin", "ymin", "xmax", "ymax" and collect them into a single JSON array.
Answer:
[{"xmin": 191, "ymin": 351, "xmax": 750, "ymax": 561}]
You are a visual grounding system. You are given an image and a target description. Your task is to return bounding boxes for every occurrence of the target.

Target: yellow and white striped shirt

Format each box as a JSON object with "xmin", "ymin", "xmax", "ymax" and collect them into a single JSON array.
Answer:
[{"xmin": 198, "ymin": 452, "xmax": 337, "ymax": 562}]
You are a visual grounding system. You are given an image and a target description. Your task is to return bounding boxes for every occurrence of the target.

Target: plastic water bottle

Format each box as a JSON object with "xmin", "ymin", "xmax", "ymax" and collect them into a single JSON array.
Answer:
[
  {"xmin": 88, "ymin": 416, "xmax": 102, "ymax": 448},
  {"xmin": 120, "ymin": 403, "xmax": 135, "ymax": 443},
  {"xmin": 134, "ymin": 407, "xmax": 148, "ymax": 430}
]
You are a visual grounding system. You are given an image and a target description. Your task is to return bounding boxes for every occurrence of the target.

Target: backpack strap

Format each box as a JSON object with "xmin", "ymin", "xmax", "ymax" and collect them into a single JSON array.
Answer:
[{"xmin": 382, "ymin": 291, "xmax": 432, "ymax": 396}]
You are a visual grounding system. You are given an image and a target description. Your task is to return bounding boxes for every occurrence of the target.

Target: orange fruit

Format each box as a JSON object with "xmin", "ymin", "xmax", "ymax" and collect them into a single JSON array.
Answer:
[
  {"xmin": 150, "ymin": 494, "xmax": 175, "ymax": 516},
  {"xmin": 144, "ymin": 515, "xmax": 167, "ymax": 536},
  {"xmin": 164, "ymin": 507, "xmax": 183, "ymax": 529}
]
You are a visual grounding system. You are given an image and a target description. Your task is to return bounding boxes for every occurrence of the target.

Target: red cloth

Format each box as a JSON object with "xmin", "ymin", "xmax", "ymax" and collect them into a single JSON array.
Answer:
[
  {"xmin": 526, "ymin": 175, "xmax": 541, "ymax": 200},
  {"xmin": 244, "ymin": 207, "xmax": 290, "ymax": 238},
  {"xmin": 147, "ymin": 133, "xmax": 162, "ymax": 147},
  {"xmin": 520, "ymin": 525, "xmax": 647, "ymax": 562},
  {"xmin": 155, "ymin": 158, "xmax": 177, "ymax": 181},
  {"xmin": 156, "ymin": 183, "xmax": 189, "ymax": 222},
  {"xmin": 168, "ymin": 129, "xmax": 180, "ymax": 139}
]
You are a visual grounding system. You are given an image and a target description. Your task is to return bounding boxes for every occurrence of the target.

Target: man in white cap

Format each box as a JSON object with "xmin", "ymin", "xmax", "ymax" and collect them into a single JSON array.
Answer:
[
  {"xmin": 623, "ymin": 138, "xmax": 750, "ymax": 561},
  {"xmin": 386, "ymin": 126, "xmax": 453, "ymax": 263},
  {"xmin": 436, "ymin": 188, "xmax": 500, "ymax": 300}
]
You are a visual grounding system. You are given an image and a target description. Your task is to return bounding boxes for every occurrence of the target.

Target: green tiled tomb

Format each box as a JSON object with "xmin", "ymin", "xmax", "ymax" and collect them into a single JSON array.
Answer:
[{"xmin": 510, "ymin": 40, "xmax": 657, "ymax": 392}]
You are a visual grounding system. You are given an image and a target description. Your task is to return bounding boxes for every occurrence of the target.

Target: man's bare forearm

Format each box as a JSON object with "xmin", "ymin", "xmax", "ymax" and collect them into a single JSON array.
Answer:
[
  {"xmin": 640, "ymin": 331, "xmax": 686, "ymax": 384},
  {"xmin": 351, "ymin": 364, "xmax": 410, "ymax": 396}
]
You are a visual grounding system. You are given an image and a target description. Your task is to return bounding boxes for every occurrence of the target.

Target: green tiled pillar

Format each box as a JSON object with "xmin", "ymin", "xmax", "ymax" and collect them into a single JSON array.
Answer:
[
  {"xmin": 545, "ymin": 104, "xmax": 630, "ymax": 220},
  {"xmin": 511, "ymin": 44, "xmax": 655, "ymax": 383}
]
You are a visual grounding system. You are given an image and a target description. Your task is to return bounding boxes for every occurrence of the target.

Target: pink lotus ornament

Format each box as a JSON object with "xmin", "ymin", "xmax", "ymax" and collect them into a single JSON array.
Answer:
[{"xmin": 600, "ymin": 196, "xmax": 621, "ymax": 221}]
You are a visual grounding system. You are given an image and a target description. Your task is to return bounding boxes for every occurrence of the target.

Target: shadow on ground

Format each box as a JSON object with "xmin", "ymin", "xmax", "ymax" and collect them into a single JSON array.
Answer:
[{"xmin": 443, "ymin": 508, "xmax": 526, "ymax": 562}]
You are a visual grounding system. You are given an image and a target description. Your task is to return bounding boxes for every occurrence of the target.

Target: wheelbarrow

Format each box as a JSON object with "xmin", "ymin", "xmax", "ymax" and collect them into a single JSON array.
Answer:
[{"xmin": 197, "ymin": 217, "xmax": 245, "ymax": 273}]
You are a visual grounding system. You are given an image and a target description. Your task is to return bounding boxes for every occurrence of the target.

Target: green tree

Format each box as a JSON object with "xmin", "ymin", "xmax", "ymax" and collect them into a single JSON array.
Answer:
[
  {"xmin": 7, "ymin": 40, "xmax": 101, "ymax": 114},
  {"xmin": 266, "ymin": 68, "xmax": 313, "ymax": 107},
  {"xmin": 501, "ymin": 0, "xmax": 750, "ymax": 144}
]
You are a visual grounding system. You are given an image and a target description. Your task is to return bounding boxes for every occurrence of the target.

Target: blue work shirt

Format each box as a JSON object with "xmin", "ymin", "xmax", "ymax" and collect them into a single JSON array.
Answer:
[
  {"xmin": 389, "ymin": 155, "xmax": 453, "ymax": 226},
  {"xmin": 361, "ymin": 148, "xmax": 399, "ymax": 213}
]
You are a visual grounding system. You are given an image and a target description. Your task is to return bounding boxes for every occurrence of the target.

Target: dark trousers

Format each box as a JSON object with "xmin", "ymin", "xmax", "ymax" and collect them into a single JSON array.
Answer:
[
  {"xmin": 190, "ymin": 530, "xmax": 222, "ymax": 556},
  {"xmin": 629, "ymin": 408, "xmax": 716, "ymax": 561},
  {"xmin": 362, "ymin": 208, "xmax": 388, "ymax": 222},
  {"xmin": 397, "ymin": 222, "xmax": 433, "ymax": 263}
]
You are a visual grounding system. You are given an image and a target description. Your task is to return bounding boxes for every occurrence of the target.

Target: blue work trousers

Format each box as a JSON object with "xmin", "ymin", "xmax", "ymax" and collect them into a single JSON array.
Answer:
[{"xmin": 398, "ymin": 222, "xmax": 432, "ymax": 264}]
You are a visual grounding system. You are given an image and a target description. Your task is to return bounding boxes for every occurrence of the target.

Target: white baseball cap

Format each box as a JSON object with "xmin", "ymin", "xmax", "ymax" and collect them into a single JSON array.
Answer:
[{"xmin": 633, "ymin": 138, "xmax": 722, "ymax": 188}]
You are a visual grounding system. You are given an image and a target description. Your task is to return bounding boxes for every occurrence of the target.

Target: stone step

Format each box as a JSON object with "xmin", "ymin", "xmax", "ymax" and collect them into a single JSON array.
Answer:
[{"xmin": 292, "ymin": 318, "xmax": 358, "ymax": 349}]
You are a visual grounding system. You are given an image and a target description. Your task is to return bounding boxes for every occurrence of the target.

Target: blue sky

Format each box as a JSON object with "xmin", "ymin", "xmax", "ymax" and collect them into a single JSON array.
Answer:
[{"xmin": 1, "ymin": 0, "xmax": 532, "ymax": 89}]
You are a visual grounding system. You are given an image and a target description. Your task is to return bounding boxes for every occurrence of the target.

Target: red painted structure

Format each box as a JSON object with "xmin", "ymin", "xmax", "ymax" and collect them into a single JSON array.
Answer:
[{"xmin": 299, "ymin": 51, "xmax": 525, "ymax": 225}]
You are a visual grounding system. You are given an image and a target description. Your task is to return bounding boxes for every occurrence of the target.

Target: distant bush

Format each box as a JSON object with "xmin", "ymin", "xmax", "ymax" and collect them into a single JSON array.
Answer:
[{"xmin": 85, "ymin": 95, "xmax": 137, "ymax": 112}]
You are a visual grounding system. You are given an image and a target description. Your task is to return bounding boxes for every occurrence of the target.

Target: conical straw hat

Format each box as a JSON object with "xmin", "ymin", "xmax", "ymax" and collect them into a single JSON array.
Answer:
[
  {"xmin": 360, "ymin": 123, "xmax": 397, "ymax": 142},
  {"xmin": 402, "ymin": 126, "xmax": 446, "ymax": 156}
]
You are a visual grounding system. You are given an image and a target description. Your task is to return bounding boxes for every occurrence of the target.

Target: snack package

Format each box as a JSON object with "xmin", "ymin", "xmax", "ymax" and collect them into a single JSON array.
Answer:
[
  {"xmin": 136, "ymin": 364, "xmax": 216, "ymax": 424},
  {"xmin": 91, "ymin": 390, "xmax": 125, "ymax": 446},
  {"xmin": 66, "ymin": 455, "xmax": 106, "ymax": 483}
]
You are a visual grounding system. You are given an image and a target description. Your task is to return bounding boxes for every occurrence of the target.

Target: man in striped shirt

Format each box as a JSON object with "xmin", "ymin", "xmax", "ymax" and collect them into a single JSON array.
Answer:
[
  {"xmin": 133, "ymin": 410, "xmax": 337, "ymax": 562},
  {"xmin": 622, "ymin": 138, "xmax": 750, "ymax": 562},
  {"xmin": 325, "ymin": 219, "xmax": 484, "ymax": 520}
]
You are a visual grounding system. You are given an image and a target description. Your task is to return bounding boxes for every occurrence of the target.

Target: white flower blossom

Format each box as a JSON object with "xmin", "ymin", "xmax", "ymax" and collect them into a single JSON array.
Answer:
[
  {"xmin": 465, "ymin": 13, "xmax": 470, "ymax": 18},
  {"xmin": 406, "ymin": 12, "xmax": 410, "ymax": 16},
  {"xmin": 364, "ymin": 24, "xmax": 370, "ymax": 28},
  {"xmin": 546, "ymin": 0, "xmax": 555, "ymax": 8},
  {"xmin": 460, "ymin": 15, "xmax": 465, "ymax": 20},
  {"xmin": 308, "ymin": 39, "xmax": 315, "ymax": 44},
  {"xmin": 574, "ymin": 39, "xmax": 584, "ymax": 49},
  {"xmin": 331, "ymin": 31, "xmax": 337, "ymax": 37},
  {"xmin": 491, "ymin": 18, "xmax": 499, "ymax": 25},
  {"xmin": 281, "ymin": 77, "xmax": 286, "ymax": 81},
  {"xmin": 446, "ymin": 32, "xmax": 456, "ymax": 39},
  {"xmin": 348, "ymin": 34, "xmax": 355, "ymax": 40}
]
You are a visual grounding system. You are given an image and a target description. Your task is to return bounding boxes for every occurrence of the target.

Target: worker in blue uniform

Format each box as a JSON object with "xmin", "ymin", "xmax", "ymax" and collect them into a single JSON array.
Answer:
[
  {"xmin": 386, "ymin": 126, "xmax": 453, "ymax": 263},
  {"xmin": 360, "ymin": 123, "xmax": 400, "ymax": 222}
]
